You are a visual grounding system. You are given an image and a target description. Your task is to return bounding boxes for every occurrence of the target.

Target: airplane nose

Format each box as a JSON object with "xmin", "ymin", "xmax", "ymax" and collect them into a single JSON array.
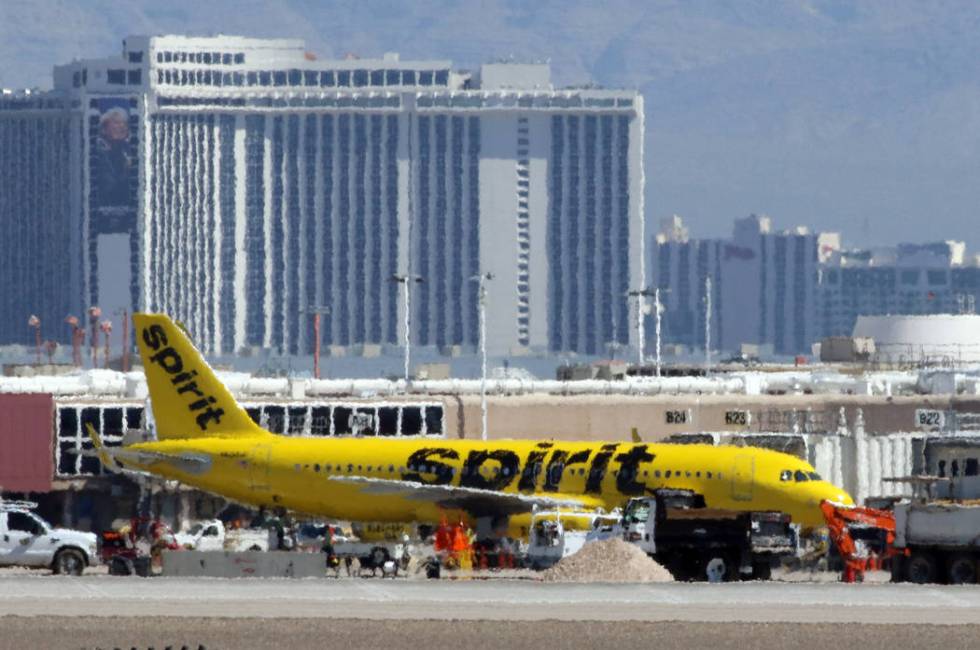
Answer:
[{"xmin": 816, "ymin": 483, "xmax": 854, "ymax": 507}]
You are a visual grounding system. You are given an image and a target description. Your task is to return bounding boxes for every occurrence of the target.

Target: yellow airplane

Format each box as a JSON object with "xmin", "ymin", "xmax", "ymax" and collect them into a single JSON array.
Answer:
[{"xmin": 89, "ymin": 313, "xmax": 853, "ymax": 530}]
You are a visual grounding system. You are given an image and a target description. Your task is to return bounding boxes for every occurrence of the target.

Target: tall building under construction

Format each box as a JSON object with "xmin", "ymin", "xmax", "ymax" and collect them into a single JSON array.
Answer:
[{"xmin": 0, "ymin": 35, "xmax": 645, "ymax": 357}]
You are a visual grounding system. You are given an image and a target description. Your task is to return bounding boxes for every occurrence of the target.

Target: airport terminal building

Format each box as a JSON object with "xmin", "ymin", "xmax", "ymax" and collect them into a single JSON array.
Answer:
[{"xmin": 0, "ymin": 35, "xmax": 644, "ymax": 358}]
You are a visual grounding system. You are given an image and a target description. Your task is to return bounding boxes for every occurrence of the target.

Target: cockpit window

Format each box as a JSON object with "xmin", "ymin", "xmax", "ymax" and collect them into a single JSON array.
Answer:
[
  {"xmin": 807, "ymin": 471, "xmax": 821, "ymax": 481},
  {"xmin": 779, "ymin": 470, "xmax": 792, "ymax": 482},
  {"xmin": 794, "ymin": 470, "xmax": 809, "ymax": 482}
]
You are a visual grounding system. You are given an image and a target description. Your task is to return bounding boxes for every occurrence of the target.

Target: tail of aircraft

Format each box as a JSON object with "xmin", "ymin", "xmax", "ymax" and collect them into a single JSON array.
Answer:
[{"xmin": 133, "ymin": 313, "xmax": 267, "ymax": 440}]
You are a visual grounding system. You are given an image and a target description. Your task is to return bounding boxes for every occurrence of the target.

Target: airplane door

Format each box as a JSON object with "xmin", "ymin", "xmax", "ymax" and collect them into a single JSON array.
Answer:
[
  {"xmin": 249, "ymin": 445, "xmax": 272, "ymax": 492},
  {"xmin": 730, "ymin": 455, "xmax": 755, "ymax": 501}
]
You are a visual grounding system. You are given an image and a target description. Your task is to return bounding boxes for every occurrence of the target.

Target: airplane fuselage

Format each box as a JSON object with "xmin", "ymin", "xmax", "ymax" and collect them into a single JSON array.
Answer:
[{"xmin": 130, "ymin": 436, "xmax": 850, "ymax": 528}]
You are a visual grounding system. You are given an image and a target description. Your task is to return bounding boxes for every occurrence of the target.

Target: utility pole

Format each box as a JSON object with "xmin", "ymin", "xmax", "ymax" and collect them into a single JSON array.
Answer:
[
  {"xmin": 472, "ymin": 272, "xmax": 494, "ymax": 441},
  {"xmin": 704, "ymin": 277, "xmax": 712, "ymax": 374},
  {"xmin": 392, "ymin": 274, "xmax": 423, "ymax": 383},
  {"xmin": 301, "ymin": 306, "xmax": 331, "ymax": 379}
]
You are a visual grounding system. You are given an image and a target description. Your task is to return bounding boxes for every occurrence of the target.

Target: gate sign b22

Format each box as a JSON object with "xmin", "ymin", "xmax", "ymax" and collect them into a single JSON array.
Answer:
[{"xmin": 915, "ymin": 409, "xmax": 945, "ymax": 430}]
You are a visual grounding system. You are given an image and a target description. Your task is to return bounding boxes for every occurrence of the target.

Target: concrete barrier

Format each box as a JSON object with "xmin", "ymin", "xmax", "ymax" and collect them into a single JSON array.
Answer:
[{"xmin": 162, "ymin": 550, "xmax": 325, "ymax": 578}]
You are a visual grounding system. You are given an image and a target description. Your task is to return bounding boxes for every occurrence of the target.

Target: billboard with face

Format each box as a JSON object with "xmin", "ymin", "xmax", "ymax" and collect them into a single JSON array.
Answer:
[{"xmin": 88, "ymin": 97, "xmax": 138, "ymax": 232}]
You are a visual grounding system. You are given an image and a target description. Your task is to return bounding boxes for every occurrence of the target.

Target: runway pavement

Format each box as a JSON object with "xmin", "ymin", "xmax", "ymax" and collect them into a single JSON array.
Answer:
[{"xmin": 1, "ymin": 575, "xmax": 979, "ymax": 624}]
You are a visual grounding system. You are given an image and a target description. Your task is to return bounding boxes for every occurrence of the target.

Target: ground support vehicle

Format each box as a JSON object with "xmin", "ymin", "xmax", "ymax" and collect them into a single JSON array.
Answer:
[
  {"xmin": 101, "ymin": 517, "xmax": 179, "ymax": 576},
  {"xmin": 330, "ymin": 538, "xmax": 410, "ymax": 576},
  {"xmin": 301, "ymin": 522, "xmax": 410, "ymax": 576},
  {"xmin": 820, "ymin": 500, "xmax": 900, "ymax": 583},
  {"xmin": 891, "ymin": 500, "xmax": 980, "ymax": 584},
  {"xmin": 621, "ymin": 490, "xmax": 799, "ymax": 582},
  {"xmin": 525, "ymin": 510, "xmax": 621, "ymax": 570},
  {"xmin": 0, "ymin": 499, "xmax": 98, "ymax": 576}
]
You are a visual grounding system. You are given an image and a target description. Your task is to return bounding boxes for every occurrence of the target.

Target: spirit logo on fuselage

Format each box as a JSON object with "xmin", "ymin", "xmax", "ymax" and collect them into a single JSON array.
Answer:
[
  {"xmin": 403, "ymin": 443, "xmax": 656, "ymax": 496},
  {"xmin": 141, "ymin": 325, "xmax": 226, "ymax": 431}
]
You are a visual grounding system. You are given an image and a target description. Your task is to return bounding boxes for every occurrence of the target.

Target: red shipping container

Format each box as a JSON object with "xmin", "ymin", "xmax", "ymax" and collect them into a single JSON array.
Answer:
[{"xmin": 0, "ymin": 393, "xmax": 53, "ymax": 493}]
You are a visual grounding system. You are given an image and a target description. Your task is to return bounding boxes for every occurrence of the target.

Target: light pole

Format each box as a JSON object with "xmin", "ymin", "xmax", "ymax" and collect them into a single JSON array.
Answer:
[
  {"xmin": 113, "ymin": 308, "xmax": 130, "ymax": 372},
  {"xmin": 27, "ymin": 315, "xmax": 41, "ymax": 364},
  {"xmin": 391, "ymin": 274, "xmax": 423, "ymax": 383},
  {"xmin": 121, "ymin": 309, "xmax": 130, "ymax": 372},
  {"xmin": 300, "ymin": 306, "xmax": 331, "ymax": 379},
  {"xmin": 88, "ymin": 306, "xmax": 101, "ymax": 368},
  {"xmin": 704, "ymin": 276, "xmax": 712, "ymax": 374},
  {"xmin": 65, "ymin": 315, "xmax": 83, "ymax": 367},
  {"xmin": 472, "ymin": 272, "xmax": 494, "ymax": 441},
  {"xmin": 654, "ymin": 288, "xmax": 665, "ymax": 378},
  {"xmin": 99, "ymin": 320, "xmax": 112, "ymax": 369},
  {"xmin": 627, "ymin": 288, "xmax": 656, "ymax": 366}
]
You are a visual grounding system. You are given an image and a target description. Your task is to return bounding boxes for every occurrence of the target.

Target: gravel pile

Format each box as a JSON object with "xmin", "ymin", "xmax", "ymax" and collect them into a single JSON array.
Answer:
[{"xmin": 541, "ymin": 538, "xmax": 674, "ymax": 583}]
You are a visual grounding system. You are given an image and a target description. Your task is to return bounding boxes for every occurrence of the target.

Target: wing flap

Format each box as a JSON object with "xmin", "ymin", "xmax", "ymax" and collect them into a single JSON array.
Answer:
[{"xmin": 329, "ymin": 475, "xmax": 594, "ymax": 517}]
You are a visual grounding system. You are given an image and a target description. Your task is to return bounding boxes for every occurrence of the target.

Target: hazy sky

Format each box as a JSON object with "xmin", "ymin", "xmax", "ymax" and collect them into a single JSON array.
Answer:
[{"xmin": 2, "ymin": 0, "xmax": 978, "ymax": 249}]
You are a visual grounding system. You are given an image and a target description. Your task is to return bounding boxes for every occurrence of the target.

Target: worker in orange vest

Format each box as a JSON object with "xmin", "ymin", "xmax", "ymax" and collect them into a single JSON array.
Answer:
[{"xmin": 451, "ymin": 518, "xmax": 472, "ymax": 570}]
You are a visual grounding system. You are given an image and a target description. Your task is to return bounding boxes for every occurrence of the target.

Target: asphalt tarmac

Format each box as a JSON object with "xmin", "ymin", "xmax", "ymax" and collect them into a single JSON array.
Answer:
[{"xmin": 1, "ymin": 575, "xmax": 979, "ymax": 624}]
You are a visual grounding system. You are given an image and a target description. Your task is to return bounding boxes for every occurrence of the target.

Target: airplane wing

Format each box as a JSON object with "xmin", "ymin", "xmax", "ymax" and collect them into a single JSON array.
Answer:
[
  {"xmin": 329, "ymin": 475, "xmax": 598, "ymax": 518},
  {"xmin": 84, "ymin": 424, "xmax": 211, "ymax": 476}
]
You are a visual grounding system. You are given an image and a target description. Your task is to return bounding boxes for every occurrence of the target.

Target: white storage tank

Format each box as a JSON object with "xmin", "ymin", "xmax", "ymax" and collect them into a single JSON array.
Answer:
[{"xmin": 853, "ymin": 314, "xmax": 980, "ymax": 364}]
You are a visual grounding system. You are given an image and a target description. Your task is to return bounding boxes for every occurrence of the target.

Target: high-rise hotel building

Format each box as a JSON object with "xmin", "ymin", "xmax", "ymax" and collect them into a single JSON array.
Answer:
[{"xmin": 0, "ymin": 35, "xmax": 644, "ymax": 357}]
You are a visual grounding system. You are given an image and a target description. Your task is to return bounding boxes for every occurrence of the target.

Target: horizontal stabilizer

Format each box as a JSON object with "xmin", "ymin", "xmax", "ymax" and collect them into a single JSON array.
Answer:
[{"xmin": 85, "ymin": 424, "xmax": 211, "ymax": 475}]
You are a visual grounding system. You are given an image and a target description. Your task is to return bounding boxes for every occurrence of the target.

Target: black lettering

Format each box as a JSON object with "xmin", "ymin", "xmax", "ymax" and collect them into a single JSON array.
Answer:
[
  {"xmin": 543, "ymin": 449, "xmax": 591, "ymax": 493},
  {"xmin": 460, "ymin": 449, "xmax": 520, "ymax": 491},
  {"xmin": 189, "ymin": 396, "xmax": 216, "ymax": 411},
  {"xmin": 518, "ymin": 446, "xmax": 552, "ymax": 492},
  {"xmin": 615, "ymin": 445, "xmax": 655, "ymax": 495},
  {"xmin": 195, "ymin": 407, "xmax": 225, "ymax": 430},
  {"xmin": 149, "ymin": 347, "xmax": 183, "ymax": 374},
  {"xmin": 585, "ymin": 443, "xmax": 618, "ymax": 494},
  {"xmin": 402, "ymin": 448, "xmax": 459, "ymax": 485},
  {"xmin": 141, "ymin": 325, "xmax": 168, "ymax": 351},
  {"xmin": 543, "ymin": 450, "xmax": 568, "ymax": 492},
  {"xmin": 171, "ymin": 370, "xmax": 199, "ymax": 385},
  {"xmin": 176, "ymin": 380, "xmax": 206, "ymax": 398}
]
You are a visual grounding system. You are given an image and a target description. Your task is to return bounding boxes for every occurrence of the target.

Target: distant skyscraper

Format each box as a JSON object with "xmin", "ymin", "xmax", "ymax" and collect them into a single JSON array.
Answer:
[
  {"xmin": 0, "ymin": 35, "xmax": 644, "ymax": 357},
  {"xmin": 0, "ymin": 92, "xmax": 82, "ymax": 345},
  {"xmin": 653, "ymin": 215, "xmax": 835, "ymax": 356}
]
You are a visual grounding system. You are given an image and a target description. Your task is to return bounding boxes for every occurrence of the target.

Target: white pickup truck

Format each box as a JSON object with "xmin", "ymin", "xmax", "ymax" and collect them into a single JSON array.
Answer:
[
  {"xmin": 0, "ymin": 500, "xmax": 98, "ymax": 575},
  {"xmin": 174, "ymin": 519, "xmax": 280, "ymax": 552}
]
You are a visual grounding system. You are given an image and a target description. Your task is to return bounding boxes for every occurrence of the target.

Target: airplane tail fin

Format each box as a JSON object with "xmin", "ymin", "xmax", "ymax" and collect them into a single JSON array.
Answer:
[{"xmin": 134, "ymin": 313, "xmax": 267, "ymax": 440}]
